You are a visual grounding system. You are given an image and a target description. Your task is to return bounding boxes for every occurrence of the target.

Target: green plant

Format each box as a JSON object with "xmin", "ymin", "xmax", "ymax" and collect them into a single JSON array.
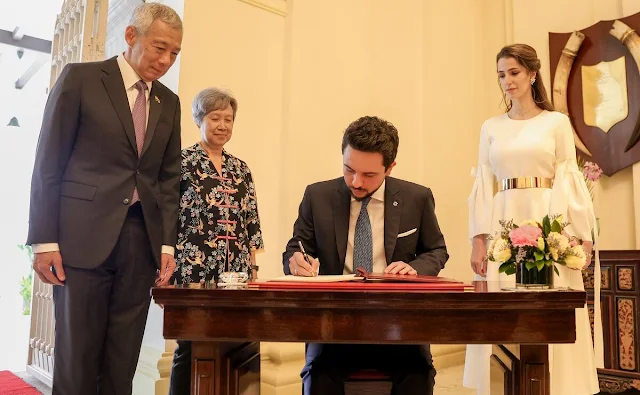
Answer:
[
  {"xmin": 17, "ymin": 244, "xmax": 33, "ymax": 315},
  {"xmin": 19, "ymin": 273, "xmax": 32, "ymax": 315},
  {"xmin": 17, "ymin": 244, "xmax": 34, "ymax": 262}
]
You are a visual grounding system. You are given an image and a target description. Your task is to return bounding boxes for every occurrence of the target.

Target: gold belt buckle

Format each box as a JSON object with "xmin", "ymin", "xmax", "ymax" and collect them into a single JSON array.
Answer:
[{"xmin": 497, "ymin": 177, "xmax": 553, "ymax": 192}]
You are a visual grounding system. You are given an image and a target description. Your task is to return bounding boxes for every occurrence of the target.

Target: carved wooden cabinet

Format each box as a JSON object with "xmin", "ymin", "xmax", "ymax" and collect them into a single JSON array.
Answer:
[{"xmin": 582, "ymin": 250, "xmax": 640, "ymax": 394}]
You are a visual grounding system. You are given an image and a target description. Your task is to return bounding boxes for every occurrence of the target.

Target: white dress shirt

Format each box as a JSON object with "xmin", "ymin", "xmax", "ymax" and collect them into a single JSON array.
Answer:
[
  {"xmin": 343, "ymin": 180, "xmax": 387, "ymax": 274},
  {"xmin": 32, "ymin": 54, "xmax": 174, "ymax": 256}
]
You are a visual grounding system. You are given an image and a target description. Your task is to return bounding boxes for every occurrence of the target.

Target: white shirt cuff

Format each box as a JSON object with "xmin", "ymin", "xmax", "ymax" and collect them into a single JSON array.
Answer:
[
  {"xmin": 161, "ymin": 245, "xmax": 175, "ymax": 256},
  {"xmin": 31, "ymin": 243, "xmax": 60, "ymax": 253}
]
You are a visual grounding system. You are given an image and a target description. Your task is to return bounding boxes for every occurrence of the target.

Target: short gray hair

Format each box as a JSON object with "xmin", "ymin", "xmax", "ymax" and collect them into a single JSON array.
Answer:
[
  {"xmin": 129, "ymin": 3, "xmax": 183, "ymax": 35},
  {"xmin": 192, "ymin": 88, "xmax": 239, "ymax": 127}
]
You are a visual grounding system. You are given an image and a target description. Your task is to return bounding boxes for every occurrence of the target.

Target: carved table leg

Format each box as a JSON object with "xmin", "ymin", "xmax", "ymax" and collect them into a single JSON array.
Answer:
[
  {"xmin": 191, "ymin": 341, "xmax": 261, "ymax": 395},
  {"xmin": 519, "ymin": 345, "xmax": 550, "ymax": 395}
]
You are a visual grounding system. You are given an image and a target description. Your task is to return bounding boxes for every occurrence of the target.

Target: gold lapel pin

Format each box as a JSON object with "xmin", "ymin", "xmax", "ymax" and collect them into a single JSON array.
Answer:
[{"xmin": 154, "ymin": 95, "xmax": 160, "ymax": 104}]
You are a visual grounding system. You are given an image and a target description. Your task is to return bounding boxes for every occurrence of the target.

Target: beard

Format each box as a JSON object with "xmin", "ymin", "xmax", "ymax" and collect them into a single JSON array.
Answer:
[{"xmin": 350, "ymin": 182, "xmax": 383, "ymax": 202}]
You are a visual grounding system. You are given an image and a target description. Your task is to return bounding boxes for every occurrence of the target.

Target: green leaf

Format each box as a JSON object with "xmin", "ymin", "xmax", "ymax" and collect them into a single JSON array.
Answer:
[
  {"xmin": 545, "ymin": 260, "xmax": 553, "ymax": 267},
  {"xmin": 534, "ymin": 251, "xmax": 544, "ymax": 261},
  {"xmin": 543, "ymin": 216, "xmax": 551, "ymax": 236},
  {"xmin": 499, "ymin": 263, "xmax": 514, "ymax": 273},
  {"xmin": 525, "ymin": 261, "xmax": 536, "ymax": 270},
  {"xmin": 551, "ymin": 220, "xmax": 561, "ymax": 233},
  {"xmin": 505, "ymin": 266, "xmax": 516, "ymax": 275},
  {"xmin": 554, "ymin": 265, "xmax": 560, "ymax": 276},
  {"xmin": 536, "ymin": 261, "xmax": 544, "ymax": 271}
]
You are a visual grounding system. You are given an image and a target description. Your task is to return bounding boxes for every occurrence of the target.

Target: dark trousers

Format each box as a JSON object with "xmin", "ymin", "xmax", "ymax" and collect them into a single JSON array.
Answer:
[
  {"xmin": 168, "ymin": 340, "xmax": 192, "ymax": 395},
  {"xmin": 302, "ymin": 343, "xmax": 436, "ymax": 395},
  {"xmin": 52, "ymin": 203, "xmax": 157, "ymax": 395}
]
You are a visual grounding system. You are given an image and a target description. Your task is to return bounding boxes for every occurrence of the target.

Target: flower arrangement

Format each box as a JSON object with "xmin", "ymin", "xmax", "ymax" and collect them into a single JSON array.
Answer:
[
  {"xmin": 577, "ymin": 156, "xmax": 603, "ymax": 201},
  {"xmin": 487, "ymin": 214, "xmax": 586, "ymax": 280}
]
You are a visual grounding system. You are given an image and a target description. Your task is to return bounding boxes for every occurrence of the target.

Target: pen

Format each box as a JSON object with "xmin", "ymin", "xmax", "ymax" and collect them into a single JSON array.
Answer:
[{"xmin": 298, "ymin": 240, "xmax": 317, "ymax": 276}]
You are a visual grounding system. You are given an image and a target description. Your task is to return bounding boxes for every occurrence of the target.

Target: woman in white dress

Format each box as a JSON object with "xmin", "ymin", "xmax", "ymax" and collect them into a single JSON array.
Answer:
[{"xmin": 463, "ymin": 44, "xmax": 603, "ymax": 394}]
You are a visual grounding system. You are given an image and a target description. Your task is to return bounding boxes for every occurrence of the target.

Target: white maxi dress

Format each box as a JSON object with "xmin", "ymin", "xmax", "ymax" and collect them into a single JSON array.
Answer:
[{"xmin": 463, "ymin": 110, "xmax": 604, "ymax": 395}]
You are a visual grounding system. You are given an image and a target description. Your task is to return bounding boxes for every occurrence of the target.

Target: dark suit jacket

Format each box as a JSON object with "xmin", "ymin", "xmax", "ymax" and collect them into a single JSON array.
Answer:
[
  {"xmin": 27, "ymin": 56, "xmax": 181, "ymax": 269},
  {"xmin": 282, "ymin": 177, "xmax": 448, "ymax": 275}
]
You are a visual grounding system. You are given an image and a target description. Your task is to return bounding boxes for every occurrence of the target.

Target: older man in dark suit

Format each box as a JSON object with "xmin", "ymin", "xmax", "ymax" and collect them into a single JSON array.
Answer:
[
  {"xmin": 27, "ymin": 4, "xmax": 182, "ymax": 394},
  {"xmin": 283, "ymin": 116, "xmax": 449, "ymax": 395}
]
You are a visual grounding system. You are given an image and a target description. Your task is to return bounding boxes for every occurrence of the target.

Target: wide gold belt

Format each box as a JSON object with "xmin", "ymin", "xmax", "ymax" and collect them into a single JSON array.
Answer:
[{"xmin": 497, "ymin": 177, "xmax": 553, "ymax": 192}]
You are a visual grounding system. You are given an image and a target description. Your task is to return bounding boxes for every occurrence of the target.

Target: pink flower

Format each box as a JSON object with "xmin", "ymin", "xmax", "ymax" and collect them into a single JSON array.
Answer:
[
  {"xmin": 509, "ymin": 225, "xmax": 543, "ymax": 248},
  {"xmin": 583, "ymin": 161, "xmax": 603, "ymax": 182}
]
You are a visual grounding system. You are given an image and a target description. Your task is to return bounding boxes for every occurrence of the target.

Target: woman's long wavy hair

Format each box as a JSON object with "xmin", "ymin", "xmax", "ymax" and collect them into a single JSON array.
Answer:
[{"xmin": 496, "ymin": 44, "xmax": 554, "ymax": 112}]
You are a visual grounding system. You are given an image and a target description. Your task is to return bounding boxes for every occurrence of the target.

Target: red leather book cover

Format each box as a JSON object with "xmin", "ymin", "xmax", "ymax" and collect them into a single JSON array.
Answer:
[
  {"xmin": 355, "ymin": 267, "xmax": 463, "ymax": 284},
  {"xmin": 249, "ymin": 281, "xmax": 469, "ymax": 291}
]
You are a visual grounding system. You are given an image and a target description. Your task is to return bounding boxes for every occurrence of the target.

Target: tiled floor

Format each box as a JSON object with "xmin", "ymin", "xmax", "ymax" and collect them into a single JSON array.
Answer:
[{"xmin": 434, "ymin": 364, "xmax": 477, "ymax": 394}]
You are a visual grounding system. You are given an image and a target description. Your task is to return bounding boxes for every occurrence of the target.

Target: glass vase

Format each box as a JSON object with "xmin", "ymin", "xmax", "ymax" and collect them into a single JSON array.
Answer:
[{"xmin": 516, "ymin": 262, "xmax": 553, "ymax": 289}]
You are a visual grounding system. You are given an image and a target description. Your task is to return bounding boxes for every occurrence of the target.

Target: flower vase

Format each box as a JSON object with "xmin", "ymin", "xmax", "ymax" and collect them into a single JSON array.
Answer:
[{"xmin": 516, "ymin": 261, "xmax": 553, "ymax": 289}]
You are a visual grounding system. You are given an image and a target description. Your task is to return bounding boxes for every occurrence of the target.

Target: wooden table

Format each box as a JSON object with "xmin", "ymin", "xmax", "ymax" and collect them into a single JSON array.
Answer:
[{"xmin": 152, "ymin": 282, "xmax": 586, "ymax": 395}]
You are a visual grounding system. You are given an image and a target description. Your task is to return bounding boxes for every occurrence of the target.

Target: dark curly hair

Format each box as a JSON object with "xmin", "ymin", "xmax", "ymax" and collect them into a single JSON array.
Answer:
[{"xmin": 341, "ymin": 116, "xmax": 399, "ymax": 169}]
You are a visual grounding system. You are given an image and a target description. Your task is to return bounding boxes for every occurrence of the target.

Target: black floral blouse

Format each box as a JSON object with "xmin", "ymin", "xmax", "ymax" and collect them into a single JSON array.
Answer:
[{"xmin": 173, "ymin": 144, "xmax": 264, "ymax": 284}]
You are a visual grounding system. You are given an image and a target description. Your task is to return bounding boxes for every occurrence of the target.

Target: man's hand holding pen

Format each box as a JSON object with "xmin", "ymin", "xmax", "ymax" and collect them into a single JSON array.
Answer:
[{"xmin": 288, "ymin": 252, "xmax": 320, "ymax": 276}]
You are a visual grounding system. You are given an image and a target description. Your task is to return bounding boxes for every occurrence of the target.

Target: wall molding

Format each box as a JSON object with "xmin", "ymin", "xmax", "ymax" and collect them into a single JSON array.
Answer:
[
  {"xmin": 504, "ymin": 0, "xmax": 514, "ymax": 43},
  {"xmin": 133, "ymin": 344, "xmax": 173, "ymax": 395}
]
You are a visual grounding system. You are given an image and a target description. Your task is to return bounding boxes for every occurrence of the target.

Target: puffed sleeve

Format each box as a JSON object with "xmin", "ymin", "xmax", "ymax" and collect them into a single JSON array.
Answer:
[
  {"xmin": 549, "ymin": 114, "xmax": 595, "ymax": 241},
  {"xmin": 468, "ymin": 122, "xmax": 495, "ymax": 240}
]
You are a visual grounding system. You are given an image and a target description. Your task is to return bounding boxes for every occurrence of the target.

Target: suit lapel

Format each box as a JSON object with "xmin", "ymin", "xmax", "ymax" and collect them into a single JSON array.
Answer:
[
  {"xmin": 334, "ymin": 182, "xmax": 351, "ymax": 266},
  {"xmin": 384, "ymin": 178, "xmax": 402, "ymax": 263},
  {"xmin": 142, "ymin": 83, "xmax": 163, "ymax": 157},
  {"xmin": 102, "ymin": 58, "xmax": 137, "ymax": 154}
]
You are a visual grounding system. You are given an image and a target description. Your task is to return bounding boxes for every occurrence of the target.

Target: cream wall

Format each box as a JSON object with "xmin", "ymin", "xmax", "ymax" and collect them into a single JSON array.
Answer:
[
  {"xmin": 179, "ymin": 0, "xmax": 286, "ymax": 279},
  {"xmin": 178, "ymin": 0, "xmax": 640, "ymax": 281},
  {"xmin": 421, "ymin": 0, "xmax": 508, "ymax": 281},
  {"xmin": 179, "ymin": 0, "xmax": 494, "ymax": 281},
  {"xmin": 174, "ymin": 0, "xmax": 640, "ymax": 394},
  {"xmin": 281, "ymin": 0, "xmax": 426, "ymax": 256}
]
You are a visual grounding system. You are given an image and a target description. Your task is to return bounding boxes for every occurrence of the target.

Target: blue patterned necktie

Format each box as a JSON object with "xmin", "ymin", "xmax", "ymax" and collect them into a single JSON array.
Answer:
[{"xmin": 353, "ymin": 197, "xmax": 373, "ymax": 273}]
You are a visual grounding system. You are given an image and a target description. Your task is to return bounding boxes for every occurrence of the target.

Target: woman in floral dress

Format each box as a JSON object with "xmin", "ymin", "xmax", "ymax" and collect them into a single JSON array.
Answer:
[{"xmin": 169, "ymin": 87, "xmax": 264, "ymax": 395}]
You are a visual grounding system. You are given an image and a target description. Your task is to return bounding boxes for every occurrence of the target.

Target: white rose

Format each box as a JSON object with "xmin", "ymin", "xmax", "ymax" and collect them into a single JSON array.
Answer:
[
  {"xmin": 547, "ymin": 232, "xmax": 570, "ymax": 261},
  {"xmin": 492, "ymin": 238, "xmax": 512, "ymax": 263},
  {"xmin": 519, "ymin": 219, "xmax": 539, "ymax": 227},
  {"xmin": 564, "ymin": 245, "xmax": 586, "ymax": 270}
]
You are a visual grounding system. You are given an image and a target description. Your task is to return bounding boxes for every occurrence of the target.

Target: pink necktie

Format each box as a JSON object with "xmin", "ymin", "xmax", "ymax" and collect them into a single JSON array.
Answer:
[{"xmin": 131, "ymin": 80, "xmax": 147, "ymax": 204}]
